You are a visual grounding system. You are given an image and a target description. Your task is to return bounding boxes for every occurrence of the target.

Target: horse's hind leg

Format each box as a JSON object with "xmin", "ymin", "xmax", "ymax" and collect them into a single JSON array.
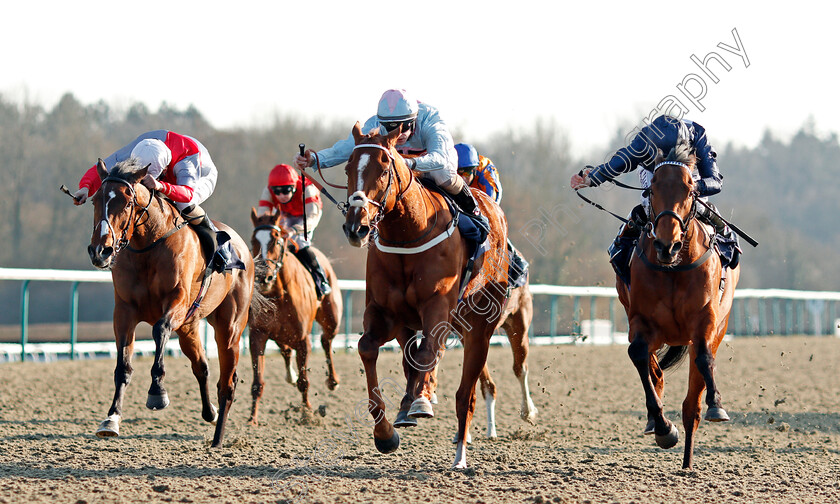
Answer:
[
  {"xmin": 628, "ymin": 333, "xmax": 678, "ymax": 449},
  {"xmin": 695, "ymin": 339, "xmax": 729, "ymax": 422},
  {"xmin": 478, "ymin": 365, "xmax": 496, "ymax": 439},
  {"xmin": 453, "ymin": 329, "xmax": 492, "ymax": 469},
  {"xmin": 209, "ymin": 309, "xmax": 245, "ymax": 448},
  {"xmin": 317, "ymin": 300, "xmax": 341, "ymax": 391},
  {"xmin": 503, "ymin": 313, "xmax": 538, "ymax": 423},
  {"xmin": 682, "ymin": 351, "xmax": 707, "ymax": 469},
  {"xmin": 644, "ymin": 354, "xmax": 665, "ymax": 435},
  {"xmin": 177, "ymin": 325, "xmax": 218, "ymax": 424},
  {"xmin": 280, "ymin": 345, "xmax": 297, "ymax": 385},
  {"xmin": 247, "ymin": 329, "xmax": 270, "ymax": 425},
  {"xmin": 97, "ymin": 311, "xmax": 137, "ymax": 438},
  {"xmin": 295, "ymin": 335, "xmax": 313, "ymax": 409}
]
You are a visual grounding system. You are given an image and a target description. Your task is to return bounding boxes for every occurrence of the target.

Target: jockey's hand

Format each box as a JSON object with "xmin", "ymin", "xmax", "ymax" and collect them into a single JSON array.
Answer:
[
  {"xmin": 293, "ymin": 150, "xmax": 315, "ymax": 171},
  {"xmin": 141, "ymin": 174, "xmax": 163, "ymax": 192},
  {"xmin": 570, "ymin": 167, "xmax": 593, "ymax": 189},
  {"xmin": 72, "ymin": 187, "xmax": 89, "ymax": 205},
  {"xmin": 290, "ymin": 223, "xmax": 305, "ymax": 236}
]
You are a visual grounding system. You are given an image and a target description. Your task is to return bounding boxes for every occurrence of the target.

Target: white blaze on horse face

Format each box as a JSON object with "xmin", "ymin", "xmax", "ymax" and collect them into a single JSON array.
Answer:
[
  {"xmin": 254, "ymin": 229, "xmax": 271, "ymax": 259},
  {"xmin": 98, "ymin": 190, "xmax": 118, "ymax": 238},
  {"xmin": 356, "ymin": 153, "xmax": 370, "ymax": 192}
]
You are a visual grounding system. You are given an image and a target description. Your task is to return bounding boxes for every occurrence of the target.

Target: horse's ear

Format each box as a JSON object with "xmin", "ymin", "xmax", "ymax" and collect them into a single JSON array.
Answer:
[
  {"xmin": 96, "ymin": 158, "xmax": 108, "ymax": 180},
  {"xmin": 139, "ymin": 163, "xmax": 151, "ymax": 179},
  {"xmin": 385, "ymin": 126, "xmax": 401, "ymax": 146},
  {"xmin": 352, "ymin": 122, "xmax": 363, "ymax": 143},
  {"xmin": 250, "ymin": 207, "xmax": 258, "ymax": 225},
  {"xmin": 653, "ymin": 148, "xmax": 665, "ymax": 165}
]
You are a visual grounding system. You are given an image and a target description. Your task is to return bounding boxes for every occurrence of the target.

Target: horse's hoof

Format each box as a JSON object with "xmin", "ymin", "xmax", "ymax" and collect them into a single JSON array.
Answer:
[
  {"xmin": 204, "ymin": 404, "xmax": 219, "ymax": 424},
  {"xmin": 655, "ymin": 424, "xmax": 680, "ymax": 449},
  {"xmin": 326, "ymin": 378, "xmax": 340, "ymax": 391},
  {"xmin": 146, "ymin": 392, "xmax": 170, "ymax": 411},
  {"xmin": 705, "ymin": 407, "xmax": 730, "ymax": 422},
  {"xmin": 520, "ymin": 404, "xmax": 538, "ymax": 424},
  {"xmin": 285, "ymin": 371, "xmax": 297, "ymax": 385},
  {"xmin": 407, "ymin": 397, "xmax": 434, "ymax": 419},
  {"xmin": 643, "ymin": 418, "xmax": 656, "ymax": 435},
  {"xmin": 452, "ymin": 431, "xmax": 473, "ymax": 444},
  {"xmin": 95, "ymin": 417, "xmax": 120, "ymax": 438},
  {"xmin": 394, "ymin": 410, "xmax": 418, "ymax": 428},
  {"xmin": 430, "ymin": 393, "xmax": 438, "ymax": 405},
  {"xmin": 374, "ymin": 430, "xmax": 400, "ymax": 454}
]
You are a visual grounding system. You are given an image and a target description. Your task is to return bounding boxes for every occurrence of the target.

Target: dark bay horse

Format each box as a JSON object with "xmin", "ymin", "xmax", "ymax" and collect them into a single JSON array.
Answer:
[
  {"xmin": 247, "ymin": 208, "xmax": 342, "ymax": 424},
  {"xmin": 86, "ymin": 159, "xmax": 254, "ymax": 447},
  {"xmin": 341, "ymin": 123, "xmax": 509, "ymax": 468},
  {"xmin": 616, "ymin": 143, "xmax": 740, "ymax": 469}
]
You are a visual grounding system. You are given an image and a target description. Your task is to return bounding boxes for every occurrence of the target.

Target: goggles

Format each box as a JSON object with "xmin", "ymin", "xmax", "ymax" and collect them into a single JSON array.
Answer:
[
  {"xmin": 271, "ymin": 185, "xmax": 295, "ymax": 196},
  {"xmin": 381, "ymin": 119, "xmax": 415, "ymax": 133}
]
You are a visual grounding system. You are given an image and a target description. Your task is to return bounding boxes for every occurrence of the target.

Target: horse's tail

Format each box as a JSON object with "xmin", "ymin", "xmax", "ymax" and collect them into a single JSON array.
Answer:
[
  {"xmin": 657, "ymin": 344, "xmax": 689, "ymax": 371},
  {"xmin": 248, "ymin": 288, "xmax": 273, "ymax": 326}
]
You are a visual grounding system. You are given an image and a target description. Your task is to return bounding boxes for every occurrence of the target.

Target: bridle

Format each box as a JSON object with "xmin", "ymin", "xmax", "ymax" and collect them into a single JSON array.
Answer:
[
  {"xmin": 253, "ymin": 223, "xmax": 288, "ymax": 284},
  {"xmin": 98, "ymin": 176, "xmax": 153, "ymax": 254},
  {"xmin": 348, "ymin": 143, "xmax": 414, "ymax": 229},
  {"xmin": 645, "ymin": 161, "xmax": 698, "ymax": 240}
]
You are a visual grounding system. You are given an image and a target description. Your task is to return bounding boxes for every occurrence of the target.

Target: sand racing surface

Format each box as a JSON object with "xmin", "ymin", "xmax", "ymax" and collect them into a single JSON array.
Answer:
[{"xmin": 0, "ymin": 335, "xmax": 838, "ymax": 503}]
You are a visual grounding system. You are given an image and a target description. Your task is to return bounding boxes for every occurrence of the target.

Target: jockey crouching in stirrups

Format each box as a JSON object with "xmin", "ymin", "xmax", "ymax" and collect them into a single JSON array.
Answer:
[
  {"xmin": 454, "ymin": 142, "xmax": 529, "ymax": 288},
  {"xmin": 571, "ymin": 112, "xmax": 741, "ymax": 286},
  {"xmin": 293, "ymin": 89, "xmax": 490, "ymax": 233},
  {"xmin": 73, "ymin": 130, "xmax": 231, "ymax": 274},
  {"xmin": 257, "ymin": 163, "xmax": 330, "ymax": 299}
]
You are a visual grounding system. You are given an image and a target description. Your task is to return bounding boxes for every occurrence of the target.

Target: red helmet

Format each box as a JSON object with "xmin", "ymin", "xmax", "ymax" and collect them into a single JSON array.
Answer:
[{"xmin": 268, "ymin": 164, "xmax": 299, "ymax": 187}]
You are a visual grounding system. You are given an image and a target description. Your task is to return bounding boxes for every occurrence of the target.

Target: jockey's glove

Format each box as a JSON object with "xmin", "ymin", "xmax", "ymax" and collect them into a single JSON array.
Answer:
[
  {"xmin": 73, "ymin": 187, "xmax": 89, "ymax": 204},
  {"xmin": 405, "ymin": 158, "xmax": 417, "ymax": 170}
]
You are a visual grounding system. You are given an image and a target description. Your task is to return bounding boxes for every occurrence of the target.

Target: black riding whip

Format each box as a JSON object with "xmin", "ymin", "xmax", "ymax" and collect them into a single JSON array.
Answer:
[{"xmin": 299, "ymin": 144, "xmax": 308, "ymax": 240}]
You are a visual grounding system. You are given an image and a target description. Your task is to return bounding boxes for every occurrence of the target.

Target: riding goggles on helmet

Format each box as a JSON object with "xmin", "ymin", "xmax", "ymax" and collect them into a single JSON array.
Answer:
[
  {"xmin": 381, "ymin": 119, "xmax": 415, "ymax": 133},
  {"xmin": 271, "ymin": 185, "xmax": 295, "ymax": 196}
]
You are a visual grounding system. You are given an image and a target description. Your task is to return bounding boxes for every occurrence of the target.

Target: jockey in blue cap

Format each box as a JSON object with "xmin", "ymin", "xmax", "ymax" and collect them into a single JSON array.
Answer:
[
  {"xmin": 293, "ymin": 89, "xmax": 489, "ymax": 230},
  {"xmin": 571, "ymin": 112, "xmax": 741, "ymax": 284}
]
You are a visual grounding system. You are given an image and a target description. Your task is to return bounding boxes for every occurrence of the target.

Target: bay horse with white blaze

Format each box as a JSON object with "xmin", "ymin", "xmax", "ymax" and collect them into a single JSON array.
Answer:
[
  {"xmin": 247, "ymin": 208, "xmax": 342, "ymax": 424},
  {"xmin": 616, "ymin": 142, "xmax": 740, "ymax": 469},
  {"xmin": 86, "ymin": 158, "xmax": 254, "ymax": 447},
  {"xmin": 341, "ymin": 123, "xmax": 509, "ymax": 468}
]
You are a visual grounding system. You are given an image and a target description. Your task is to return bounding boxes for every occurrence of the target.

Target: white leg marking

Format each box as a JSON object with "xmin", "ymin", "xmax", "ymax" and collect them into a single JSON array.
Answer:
[
  {"xmin": 486, "ymin": 395, "xmax": 498, "ymax": 438},
  {"xmin": 519, "ymin": 369, "xmax": 538, "ymax": 423},
  {"xmin": 452, "ymin": 440, "xmax": 468, "ymax": 469}
]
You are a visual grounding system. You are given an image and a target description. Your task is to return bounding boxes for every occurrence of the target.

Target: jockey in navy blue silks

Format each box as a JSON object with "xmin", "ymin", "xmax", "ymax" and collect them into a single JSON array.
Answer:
[{"xmin": 571, "ymin": 114, "xmax": 741, "ymax": 284}]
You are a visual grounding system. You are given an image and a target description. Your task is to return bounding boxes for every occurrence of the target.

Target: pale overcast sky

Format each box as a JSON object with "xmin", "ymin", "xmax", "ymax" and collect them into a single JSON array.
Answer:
[{"xmin": 1, "ymin": 1, "xmax": 836, "ymax": 157}]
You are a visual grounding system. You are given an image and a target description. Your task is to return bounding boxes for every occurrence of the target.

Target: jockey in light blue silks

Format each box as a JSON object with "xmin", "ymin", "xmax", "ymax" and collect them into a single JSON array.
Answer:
[
  {"xmin": 571, "ymin": 112, "xmax": 741, "ymax": 285},
  {"xmin": 293, "ymin": 89, "xmax": 489, "ymax": 230}
]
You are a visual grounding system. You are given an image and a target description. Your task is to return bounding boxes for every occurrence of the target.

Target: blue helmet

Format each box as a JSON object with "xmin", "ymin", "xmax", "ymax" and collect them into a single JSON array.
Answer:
[{"xmin": 454, "ymin": 143, "xmax": 479, "ymax": 170}]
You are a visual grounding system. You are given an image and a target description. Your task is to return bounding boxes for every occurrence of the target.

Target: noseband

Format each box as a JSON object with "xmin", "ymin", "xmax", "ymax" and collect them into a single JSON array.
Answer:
[
  {"xmin": 646, "ymin": 161, "xmax": 698, "ymax": 240},
  {"xmin": 349, "ymin": 143, "xmax": 412, "ymax": 228},
  {"xmin": 253, "ymin": 223, "xmax": 287, "ymax": 282}
]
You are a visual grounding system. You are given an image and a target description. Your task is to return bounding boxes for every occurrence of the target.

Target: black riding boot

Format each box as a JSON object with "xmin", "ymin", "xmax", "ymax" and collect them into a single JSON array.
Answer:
[
  {"xmin": 608, "ymin": 204, "xmax": 646, "ymax": 286},
  {"xmin": 699, "ymin": 203, "xmax": 742, "ymax": 269},
  {"xmin": 507, "ymin": 239, "xmax": 529, "ymax": 287},
  {"xmin": 189, "ymin": 214, "xmax": 225, "ymax": 274},
  {"xmin": 452, "ymin": 185, "xmax": 490, "ymax": 232},
  {"xmin": 294, "ymin": 246, "xmax": 332, "ymax": 300}
]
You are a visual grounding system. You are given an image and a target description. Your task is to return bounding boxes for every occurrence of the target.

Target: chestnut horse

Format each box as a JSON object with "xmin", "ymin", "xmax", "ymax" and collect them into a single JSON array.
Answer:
[
  {"xmin": 247, "ymin": 208, "xmax": 342, "ymax": 424},
  {"xmin": 86, "ymin": 159, "xmax": 254, "ymax": 447},
  {"xmin": 616, "ymin": 143, "xmax": 740, "ymax": 469},
  {"xmin": 341, "ymin": 123, "xmax": 509, "ymax": 468}
]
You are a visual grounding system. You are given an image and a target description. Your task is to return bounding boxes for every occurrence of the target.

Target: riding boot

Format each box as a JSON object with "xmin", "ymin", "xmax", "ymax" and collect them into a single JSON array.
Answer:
[
  {"xmin": 698, "ymin": 202, "xmax": 742, "ymax": 269},
  {"xmin": 451, "ymin": 185, "xmax": 490, "ymax": 233},
  {"xmin": 293, "ymin": 246, "xmax": 332, "ymax": 300},
  {"xmin": 608, "ymin": 204, "xmax": 646, "ymax": 285},
  {"xmin": 507, "ymin": 239, "xmax": 529, "ymax": 287},
  {"xmin": 186, "ymin": 209, "xmax": 225, "ymax": 274}
]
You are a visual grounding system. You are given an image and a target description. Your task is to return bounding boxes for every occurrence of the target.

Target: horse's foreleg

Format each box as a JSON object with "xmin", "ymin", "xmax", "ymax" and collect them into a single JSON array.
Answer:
[
  {"xmin": 395, "ymin": 329, "xmax": 420, "ymax": 428},
  {"xmin": 176, "ymin": 326, "xmax": 217, "ymax": 425},
  {"xmin": 644, "ymin": 353, "xmax": 665, "ymax": 435},
  {"xmin": 295, "ymin": 335, "xmax": 312, "ymax": 409},
  {"xmin": 682, "ymin": 347, "xmax": 707, "ymax": 469},
  {"xmin": 147, "ymin": 316, "xmax": 177, "ymax": 411},
  {"xmin": 504, "ymin": 316, "xmax": 538, "ymax": 424},
  {"xmin": 358, "ymin": 309, "xmax": 400, "ymax": 453},
  {"xmin": 628, "ymin": 333, "xmax": 678, "ymax": 449},
  {"xmin": 248, "ymin": 329, "xmax": 270, "ymax": 425},
  {"xmin": 97, "ymin": 317, "xmax": 137, "ymax": 438}
]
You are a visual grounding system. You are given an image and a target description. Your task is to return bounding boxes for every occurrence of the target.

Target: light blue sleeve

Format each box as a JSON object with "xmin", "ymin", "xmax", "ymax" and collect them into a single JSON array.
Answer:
[
  {"xmin": 411, "ymin": 107, "xmax": 456, "ymax": 173},
  {"xmin": 316, "ymin": 116, "xmax": 381, "ymax": 168}
]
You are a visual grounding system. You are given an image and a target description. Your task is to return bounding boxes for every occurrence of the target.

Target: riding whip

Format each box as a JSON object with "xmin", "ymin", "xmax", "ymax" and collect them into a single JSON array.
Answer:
[{"xmin": 299, "ymin": 144, "xmax": 308, "ymax": 240}]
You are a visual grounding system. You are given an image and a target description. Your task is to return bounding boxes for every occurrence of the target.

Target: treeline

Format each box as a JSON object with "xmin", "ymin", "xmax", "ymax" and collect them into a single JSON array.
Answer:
[{"xmin": 0, "ymin": 93, "xmax": 837, "ymax": 322}]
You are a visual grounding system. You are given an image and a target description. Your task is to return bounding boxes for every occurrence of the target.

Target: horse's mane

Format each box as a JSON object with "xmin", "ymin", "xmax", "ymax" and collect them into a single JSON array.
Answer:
[
  {"xmin": 109, "ymin": 158, "xmax": 147, "ymax": 181},
  {"xmin": 663, "ymin": 139, "xmax": 694, "ymax": 166}
]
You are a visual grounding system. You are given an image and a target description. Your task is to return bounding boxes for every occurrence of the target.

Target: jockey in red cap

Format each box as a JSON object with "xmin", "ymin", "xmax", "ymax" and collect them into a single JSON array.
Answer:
[{"xmin": 256, "ymin": 164, "xmax": 330, "ymax": 299}]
